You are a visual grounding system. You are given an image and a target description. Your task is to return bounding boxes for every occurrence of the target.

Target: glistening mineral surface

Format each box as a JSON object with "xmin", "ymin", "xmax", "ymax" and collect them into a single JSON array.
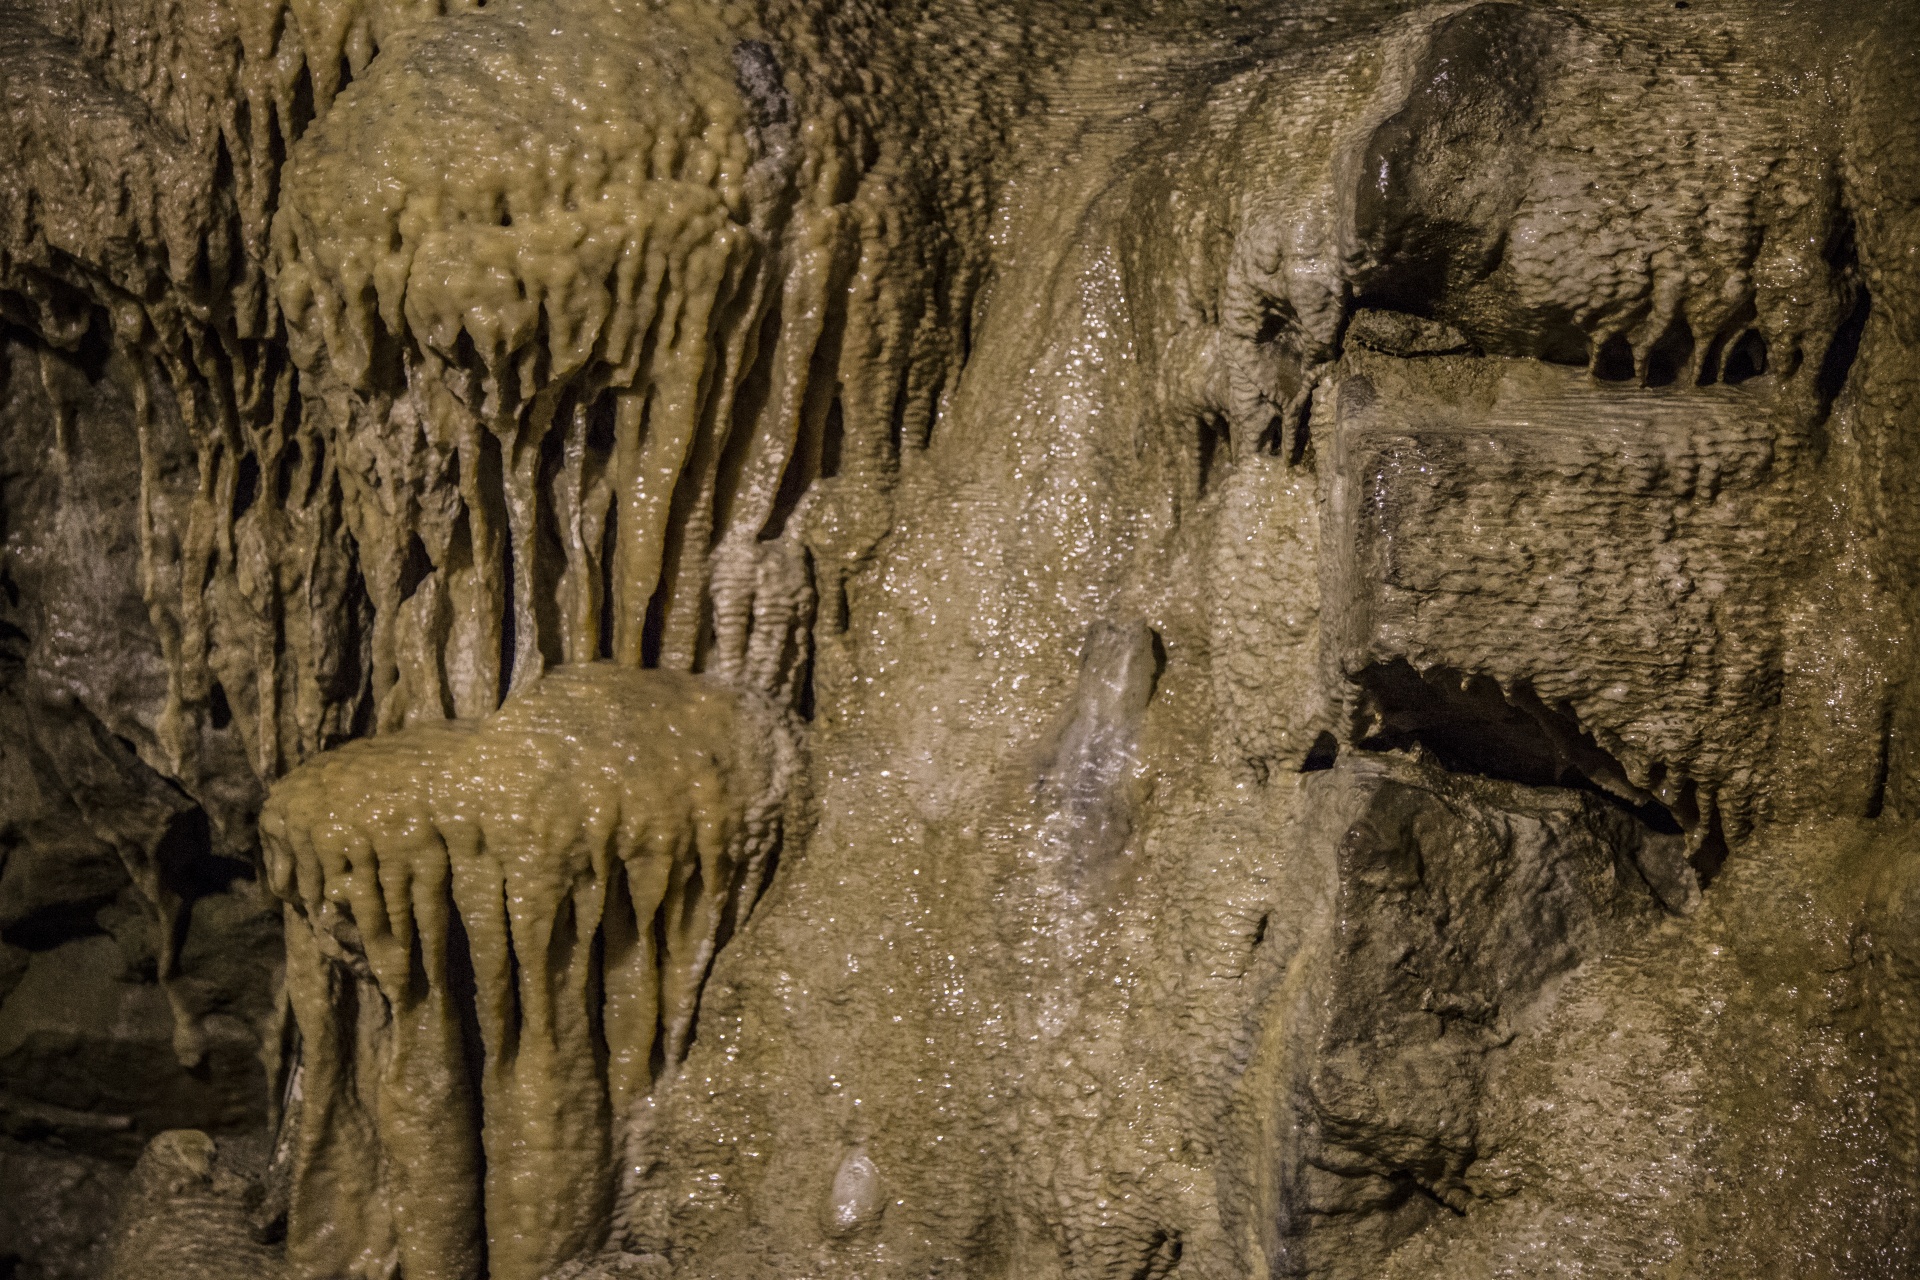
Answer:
[{"xmin": 0, "ymin": 0, "xmax": 1917, "ymax": 1277}]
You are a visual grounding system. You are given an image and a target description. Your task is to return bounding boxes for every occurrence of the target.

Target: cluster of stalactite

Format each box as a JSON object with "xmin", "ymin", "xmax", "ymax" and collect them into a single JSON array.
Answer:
[
  {"xmin": 3, "ymin": 0, "xmax": 981, "ymax": 1069},
  {"xmin": 4, "ymin": 0, "xmax": 982, "ymax": 778},
  {"xmin": 262, "ymin": 664, "xmax": 795, "ymax": 1280},
  {"xmin": 1163, "ymin": 1, "xmax": 1875, "ymax": 851}
]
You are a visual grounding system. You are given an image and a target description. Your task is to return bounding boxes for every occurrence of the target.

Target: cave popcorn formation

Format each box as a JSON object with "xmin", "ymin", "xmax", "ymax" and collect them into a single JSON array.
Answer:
[{"xmin": 261, "ymin": 665, "xmax": 794, "ymax": 1280}]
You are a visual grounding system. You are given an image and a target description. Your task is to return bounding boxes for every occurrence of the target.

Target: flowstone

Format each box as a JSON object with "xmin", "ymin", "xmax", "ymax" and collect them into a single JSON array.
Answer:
[
  {"xmin": 0, "ymin": 0, "xmax": 1918, "ymax": 1278},
  {"xmin": 263, "ymin": 665, "xmax": 794, "ymax": 1280}
]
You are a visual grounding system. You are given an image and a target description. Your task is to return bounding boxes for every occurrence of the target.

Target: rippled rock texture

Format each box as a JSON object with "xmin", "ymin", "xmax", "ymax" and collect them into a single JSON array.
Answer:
[{"xmin": 2, "ymin": 0, "xmax": 1918, "ymax": 1276}]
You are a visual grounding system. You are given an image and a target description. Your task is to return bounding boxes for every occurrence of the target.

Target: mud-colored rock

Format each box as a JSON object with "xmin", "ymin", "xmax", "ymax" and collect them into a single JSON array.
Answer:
[{"xmin": 0, "ymin": 1, "xmax": 1916, "ymax": 1278}]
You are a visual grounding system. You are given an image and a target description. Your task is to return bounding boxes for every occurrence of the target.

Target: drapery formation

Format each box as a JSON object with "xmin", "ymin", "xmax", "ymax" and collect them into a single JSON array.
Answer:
[
  {"xmin": 4, "ymin": 0, "xmax": 980, "ymax": 776},
  {"xmin": 271, "ymin": 0, "xmax": 844, "ymax": 732},
  {"xmin": 1, "ymin": 0, "xmax": 976, "ymax": 1069},
  {"xmin": 261, "ymin": 665, "xmax": 794, "ymax": 1280}
]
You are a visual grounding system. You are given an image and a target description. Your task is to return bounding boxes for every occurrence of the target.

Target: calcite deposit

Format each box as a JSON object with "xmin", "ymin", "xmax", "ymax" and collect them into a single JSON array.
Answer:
[
  {"xmin": 263, "ymin": 665, "xmax": 792, "ymax": 1280},
  {"xmin": 1, "ymin": 0, "xmax": 1918, "ymax": 1278}
]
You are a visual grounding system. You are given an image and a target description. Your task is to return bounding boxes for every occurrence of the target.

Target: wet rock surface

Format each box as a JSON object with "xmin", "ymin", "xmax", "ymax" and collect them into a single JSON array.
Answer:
[{"xmin": 0, "ymin": 0, "xmax": 1916, "ymax": 1277}]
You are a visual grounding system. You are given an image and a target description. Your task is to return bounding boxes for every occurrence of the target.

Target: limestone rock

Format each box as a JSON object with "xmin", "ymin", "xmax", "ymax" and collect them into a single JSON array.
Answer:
[{"xmin": 0, "ymin": 0, "xmax": 1915, "ymax": 1277}]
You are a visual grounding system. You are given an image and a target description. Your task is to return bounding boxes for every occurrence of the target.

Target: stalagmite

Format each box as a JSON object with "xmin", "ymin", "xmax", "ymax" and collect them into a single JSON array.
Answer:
[{"xmin": 260, "ymin": 664, "xmax": 795, "ymax": 1280}]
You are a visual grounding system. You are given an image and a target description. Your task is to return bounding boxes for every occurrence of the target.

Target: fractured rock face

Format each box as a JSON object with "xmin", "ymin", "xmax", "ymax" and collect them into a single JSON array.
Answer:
[
  {"xmin": 261, "ymin": 664, "xmax": 794, "ymax": 1280},
  {"xmin": 1256, "ymin": 752, "xmax": 1677, "ymax": 1277}
]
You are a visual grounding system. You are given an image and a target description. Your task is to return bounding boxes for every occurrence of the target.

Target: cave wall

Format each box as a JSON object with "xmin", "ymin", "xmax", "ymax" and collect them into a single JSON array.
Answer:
[{"xmin": 2, "ymin": 1, "xmax": 1919, "ymax": 1278}]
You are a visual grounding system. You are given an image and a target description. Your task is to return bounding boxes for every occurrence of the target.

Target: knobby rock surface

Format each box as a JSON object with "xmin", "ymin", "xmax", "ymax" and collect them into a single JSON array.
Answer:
[{"xmin": 1, "ymin": 1, "xmax": 1918, "ymax": 1278}]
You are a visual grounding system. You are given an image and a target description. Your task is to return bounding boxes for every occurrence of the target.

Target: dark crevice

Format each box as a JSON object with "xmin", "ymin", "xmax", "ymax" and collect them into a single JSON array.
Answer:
[
  {"xmin": 445, "ymin": 909, "xmax": 487, "ymax": 1092},
  {"xmin": 1253, "ymin": 305, "xmax": 1292, "ymax": 347},
  {"xmin": 1197, "ymin": 412, "xmax": 1229, "ymax": 495},
  {"xmin": 1689, "ymin": 804, "xmax": 1729, "ymax": 887},
  {"xmin": 1129, "ymin": 1230, "xmax": 1183, "ymax": 1280},
  {"xmin": 1351, "ymin": 659, "xmax": 1688, "ymax": 838},
  {"xmin": 1642, "ymin": 317, "xmax": 1694, "ymax": 388},
  {"xmin": 1816, "ymin": 285, "xmax": 1870, "ymax": 414},
  {"xmin": 1866, "ymin": 700, "xmax": 1893, "ymax": 821},
  {"xmin": 232, "ymin": 452, "xmax": 260, "ymax": 520},
  {"xmin": 499, "ymin": 520, "xmax": 518, "ymax": 704},
  {"xmin": 546, "ymin": 894, "xmax": 576, "ymax": 987},
  {"xmin": 1286, "ymin": 393, "xmax": 1313, "ymax": 468},
  {"xmin": 959, "ymin": 284, "xmax": 979, "ymax": 368},
  {"xmin": 1695, "ymin": 299, "xmax": 1757, "ymax": 385},
  {"xmin": 639, "ymin": 568, "xmax": 668, "ymax": 668},
  {"xmin": 1592, "ymin": 334, "xmax": 1636, "ymax": 382},
  {"xmin": 818, "ymin": 397, "xmax": 845, "ymax": 480},
  {"xmin": 1537, "ymin": 324, "xmax": 1593, "ymax": 369},
  {"xmin": 302, "ymin": 428, "xmax": 325, "ymax": 507},
  {"xmin": 597, "ymin": 498, "xmax": 618, "ymax": 661},
  {"xmin": 1393, "ymin": 1171, "xmax": 1466, "ymax": 1217},
  {"xmin": 398, "ymin": 533, "xmax": 435, "ymax": 603},
  {"xmin": 596, "ymin": 865, "xmax": 639, "ymax": 1096},
  {"xmin": 532, "ymin": 413, "xmax": 572, "ymax": 671},
  {"xmin": 1723, "ymin": 329, "xmax": 1769, "ymax": 385},
  {"xmin": 794, "ymin": 549, "xmax": 818, "ymax": 721},
  {"xmin": 1302, "ymin": 730, "xmax": 1340, "ymax": 772},
  {"xmin": 585, "ymin": 898, "xmax": 611, "ymax": 1089},
  {"xmin": 273, "ymin": 439, "xmax": 302, "ymax": 506},
  {"xmin": 0, "ymin": 618, "xmax": 31, "ymax": 672},
  {"xmin": 500, "ymin": 889, "xmax": 524, "ymax": 1061},
  {"xmin": 829, "ymin": 575, "xmax": 850, "ymax": 634},
  {"xmin": 585, "ymin": 390, "xmax": 617, "ymax": 454},
  {"xmin": 286, "ymin": 62, "xmax": 317, "ymax": 146},
  {"xmin": 648, "ymin": 903, "xmax": 672, "ymax": 1085},
  {"xmin": 162, "ymin": 808, "xmax": 253, "ymax": 899},
  {"xmin": 1, "ymin": 898, "xmax": 111, "ymax": 951},
  {"xmin": 406, "ymin": 921, "xmax": 431, "ymax": 1005},
  {"xmin": 450, "ymin": 330, "xmax": 483, "ymax": 402},
  {"xmin": 339, "ymin": 556, "xmax": 375, "ymax": 721}
]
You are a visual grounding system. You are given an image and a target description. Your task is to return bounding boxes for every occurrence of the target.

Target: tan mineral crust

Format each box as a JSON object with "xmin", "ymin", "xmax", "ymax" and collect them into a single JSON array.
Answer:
[{"xmin": 0, "ymin": 0, "xmax": 1918, "ymax": 1278}]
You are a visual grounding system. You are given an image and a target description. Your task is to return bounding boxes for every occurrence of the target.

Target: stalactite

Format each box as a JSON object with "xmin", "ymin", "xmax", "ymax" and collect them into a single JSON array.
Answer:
[
  {"xmin": 265, "ymin": 0, "xmax": 894, "ymax": 732},
  {"xmin": 261, "ymin": 664, "xmax": 795, "ymax": 1280},
  {"xmin": 3, "ymin": 0, "xmax": 965, "ymax": 796},
  {"xmin": 1, "ymin": 0, "xmax": 965, "ymax": 1262}
]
